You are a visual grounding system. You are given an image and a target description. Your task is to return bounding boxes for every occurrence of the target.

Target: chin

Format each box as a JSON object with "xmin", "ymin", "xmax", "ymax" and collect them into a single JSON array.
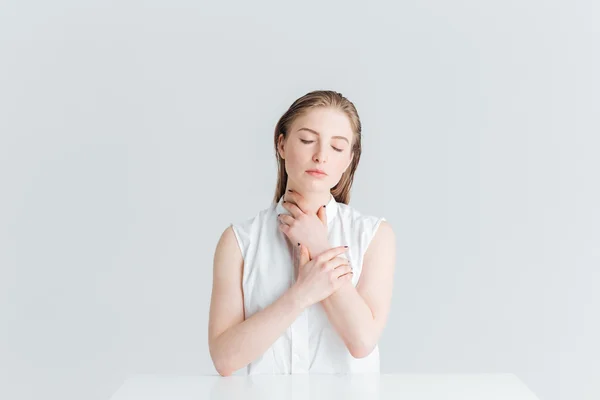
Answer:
[{"xmin": 306, "ymin": 179, "xmax": 330, "ymax": 191}]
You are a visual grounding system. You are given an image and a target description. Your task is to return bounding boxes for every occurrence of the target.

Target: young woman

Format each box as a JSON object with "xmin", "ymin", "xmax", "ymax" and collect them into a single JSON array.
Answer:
[{"xmin": 208, "ymin": 90, "xmax": 396, "ymax": 376}]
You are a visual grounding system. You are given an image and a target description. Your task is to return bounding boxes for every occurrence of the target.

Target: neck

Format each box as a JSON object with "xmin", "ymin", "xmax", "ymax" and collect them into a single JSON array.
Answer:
[{"xmin": 284, "ymin": 185, "xmax": 331, "ymax": 214}]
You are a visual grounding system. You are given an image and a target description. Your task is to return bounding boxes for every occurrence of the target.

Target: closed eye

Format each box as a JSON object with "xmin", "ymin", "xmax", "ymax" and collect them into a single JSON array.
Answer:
[{"xmin": 300, "ymin": 139, "xmax": 343, "ymax": 153}]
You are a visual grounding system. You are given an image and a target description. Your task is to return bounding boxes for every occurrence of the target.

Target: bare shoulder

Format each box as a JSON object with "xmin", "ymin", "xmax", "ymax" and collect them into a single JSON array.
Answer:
[
  {"xmin": 357, "ymin": 220, "xmax": 396, "ymax": 288},
  {"xmin": 365, "ymin": 220, "xmax": 395, "ymax": 258},
  {"xmin": 209, "ymin": 225, "xmax": 245, "ymax": 345},
  {"xmin": 211, "ymin": 224, "xmax": 244, "ymax": 292},
  {"xmin": 356, "ymin": 219, "xmax": 396, "ymax": 327},
  {"xmin": 372, "ymin": 220, "xmax": 395, "ymax": 247},
  {"xmin": 214, "ymin": 225, "xmax": 243, "ymax": 265}
]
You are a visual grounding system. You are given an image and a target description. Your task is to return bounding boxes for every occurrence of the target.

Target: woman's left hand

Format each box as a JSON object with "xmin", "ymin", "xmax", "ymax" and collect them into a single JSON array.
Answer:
[{"xmin": 278, "ymin": 190, "xmax": 330, "ymax": 259}]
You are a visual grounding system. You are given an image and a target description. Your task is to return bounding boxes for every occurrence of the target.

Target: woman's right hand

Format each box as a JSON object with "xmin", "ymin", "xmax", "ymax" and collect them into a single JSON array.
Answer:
[{"xmin": 291, "ymin": 244, "xmax": 353, "ymax": 309}]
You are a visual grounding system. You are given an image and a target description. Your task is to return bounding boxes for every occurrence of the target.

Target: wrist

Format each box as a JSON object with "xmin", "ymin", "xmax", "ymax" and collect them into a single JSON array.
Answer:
[
  {"xmin": 287, "ymin": 284, "xmax": 309, "ymax": 311},
  {"xmin": 309, "ymin": 240, "xmax": 331, "ymax": 259}
]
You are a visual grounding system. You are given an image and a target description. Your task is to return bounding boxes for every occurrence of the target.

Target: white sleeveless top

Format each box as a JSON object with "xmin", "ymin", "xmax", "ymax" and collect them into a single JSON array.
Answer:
[{"xmin": 230, "ymin": 193, "xmax": 386, "ymax": 375}]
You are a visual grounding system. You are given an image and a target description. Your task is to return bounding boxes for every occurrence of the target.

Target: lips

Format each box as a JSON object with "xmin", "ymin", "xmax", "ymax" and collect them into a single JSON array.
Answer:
[{"xmin": 306, "ymin": 169, "xmax": 327, "ymax": 175}]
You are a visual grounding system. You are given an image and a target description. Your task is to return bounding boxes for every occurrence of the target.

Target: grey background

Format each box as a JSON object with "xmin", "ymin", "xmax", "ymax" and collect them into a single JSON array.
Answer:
[{"xmin": 1, "ymin": 1, "xmax": 598, "ymax": 400}]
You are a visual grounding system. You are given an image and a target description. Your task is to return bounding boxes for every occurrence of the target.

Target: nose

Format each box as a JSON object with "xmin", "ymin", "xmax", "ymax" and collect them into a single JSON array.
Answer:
[{"xmin": 313, "ymin": 143, "xmax": 328, "ymax": 163}]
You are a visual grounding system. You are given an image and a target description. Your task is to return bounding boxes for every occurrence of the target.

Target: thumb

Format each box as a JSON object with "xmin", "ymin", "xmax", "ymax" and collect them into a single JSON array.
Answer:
[
  {"xmin": 317, "ymin": 205, "xmax": 327, "ymax": 228},
  {"xmin": 298, "ymin": 243, "xmax": 310, "ymax": 267}
]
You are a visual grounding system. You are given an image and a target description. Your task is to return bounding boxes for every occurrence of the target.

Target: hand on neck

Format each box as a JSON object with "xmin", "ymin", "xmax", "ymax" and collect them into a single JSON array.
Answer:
[{"xmin": 284, "ymin": 186, "xmax": 332, "ymax": 214}]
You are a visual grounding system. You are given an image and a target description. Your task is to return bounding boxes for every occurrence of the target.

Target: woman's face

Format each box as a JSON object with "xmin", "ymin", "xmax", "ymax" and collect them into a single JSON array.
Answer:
[{"xmin": 278, "ymin": 107, "xmax": 354, "ymax": 192}]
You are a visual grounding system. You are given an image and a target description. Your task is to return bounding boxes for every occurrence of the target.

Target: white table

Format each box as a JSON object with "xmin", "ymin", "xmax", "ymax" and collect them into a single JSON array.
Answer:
[{"xmin": 109, "ymin": 373, "xmax": 540, "ymax": 400}]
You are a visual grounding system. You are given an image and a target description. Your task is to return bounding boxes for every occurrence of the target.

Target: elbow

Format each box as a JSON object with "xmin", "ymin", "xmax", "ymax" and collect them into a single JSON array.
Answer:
[
  {"xmin": 210, "ymin": 344, "xmax": 236, "ymax": 377},
  {"xmin": 348, "ymin": 342, "xmax": 377, "ymax": 359},
  {"xmin": 216, "ymin": 366, "xmax": 234, "ymax": 377},
  {"xmin": 212, "ymin": 356, "xmax": 236, "ymax": 377}
]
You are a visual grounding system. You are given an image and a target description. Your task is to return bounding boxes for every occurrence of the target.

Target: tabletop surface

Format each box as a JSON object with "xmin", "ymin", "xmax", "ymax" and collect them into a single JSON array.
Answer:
[{"xmin": 109, "ymin": 373, "xmax": 540, "ymax": 400}]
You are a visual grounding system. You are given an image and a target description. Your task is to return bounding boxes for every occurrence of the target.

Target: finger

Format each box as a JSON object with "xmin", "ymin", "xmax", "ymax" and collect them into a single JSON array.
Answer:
[
  {"xmin": 324, "ymin": 256, "xmax": 350, "ymax": 271},
  {"xmin": 281, "ymin": 201, "xmax": 305, "ymax": 218},
  {"xmin": 339, "ymin": 271, "xmax": 354, "ymax": 281},
  {"xmin": 298, "ymin": 243, "xmax": 310, "ymax": 267},
  {"xmin": 330, "ymin": 269, "xmax": 353, "ymax": 289},
  {"xmin": 277, "ymin": 213, "xmax": 294, "ymax": 226},
  {"xmin": 334, "ymin": 264, "xmax": 353, "ymax": 278},
  {"xmin": 286, "ymin": 190, "xmax": 309, "ymax": 213},
  {"xmin": 278, "ymin": 223, "xmax": 289, "ymax": 235},
  {"xmin": 316, "ymin": 245, "xmax": 350, "ymax": 263},
  {"xmin": 333, "ymin": 258, "xmax": 351, "ymax": 269}
]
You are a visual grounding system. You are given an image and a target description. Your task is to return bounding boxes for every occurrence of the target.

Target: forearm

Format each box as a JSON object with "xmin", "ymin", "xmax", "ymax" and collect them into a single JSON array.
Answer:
[
  {"xmin": 210, "ymin": 287, "xmax": 305, "ymax": 376},
  {"xmin": 321, "ymin": 282, "xmax": 377, "ymax": 357},
  {"xmin": 309, "ymin": 241, "xmax": 377, "ymax": 357}
]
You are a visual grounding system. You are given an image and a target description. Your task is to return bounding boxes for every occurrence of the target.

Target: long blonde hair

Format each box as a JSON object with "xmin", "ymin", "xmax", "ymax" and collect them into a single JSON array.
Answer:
[{"xmin": 273, "ymin": 90, "xmax": 363, "ymax": 205}]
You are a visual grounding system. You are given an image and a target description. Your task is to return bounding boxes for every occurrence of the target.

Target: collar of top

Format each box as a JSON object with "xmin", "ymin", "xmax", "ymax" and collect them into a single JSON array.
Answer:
[{"xmin": 276, "ymin": 192, "xmax": 338, "ymax": 225}]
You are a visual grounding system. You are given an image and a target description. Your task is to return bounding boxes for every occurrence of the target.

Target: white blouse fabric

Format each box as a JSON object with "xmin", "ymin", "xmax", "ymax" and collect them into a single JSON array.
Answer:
[{"xmin": 230, "ymin": 193, "xmax": 386, "ymax": 375}]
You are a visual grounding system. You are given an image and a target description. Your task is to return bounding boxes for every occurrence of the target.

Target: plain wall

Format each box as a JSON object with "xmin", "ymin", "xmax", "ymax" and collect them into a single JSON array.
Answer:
[{"xmin": 1, "ymin": 1, "xmax": 598, "ymax": 399}]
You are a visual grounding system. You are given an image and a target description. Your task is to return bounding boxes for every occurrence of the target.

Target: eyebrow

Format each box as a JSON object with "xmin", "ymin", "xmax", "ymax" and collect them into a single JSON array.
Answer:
[{"xmin": 297, "ymin": 128, "xmax": 350, "ymax": 144}]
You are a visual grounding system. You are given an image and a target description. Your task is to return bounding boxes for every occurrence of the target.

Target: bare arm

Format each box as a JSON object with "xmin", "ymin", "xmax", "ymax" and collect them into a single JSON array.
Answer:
[
  {"xmin": 319, "ymin": 221, "xmax": 396, "ymax": 358},
  {"xmin": 208, "ymin": 225, "xmax": 305, "ymax": 376}
]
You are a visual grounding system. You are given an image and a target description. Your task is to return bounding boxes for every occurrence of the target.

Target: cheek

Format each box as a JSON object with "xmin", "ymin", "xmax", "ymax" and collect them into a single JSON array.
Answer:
[
  {"xmin": 283, "ymin": 151, "xmax": 303, "ymax": 176},
  {"xmin": 330, "ymin": 159, "xmax": 349, "ymax": 176},
  {"xmin": 284, "ymin": 146, "xmax": 308, "ymax": 167}
]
